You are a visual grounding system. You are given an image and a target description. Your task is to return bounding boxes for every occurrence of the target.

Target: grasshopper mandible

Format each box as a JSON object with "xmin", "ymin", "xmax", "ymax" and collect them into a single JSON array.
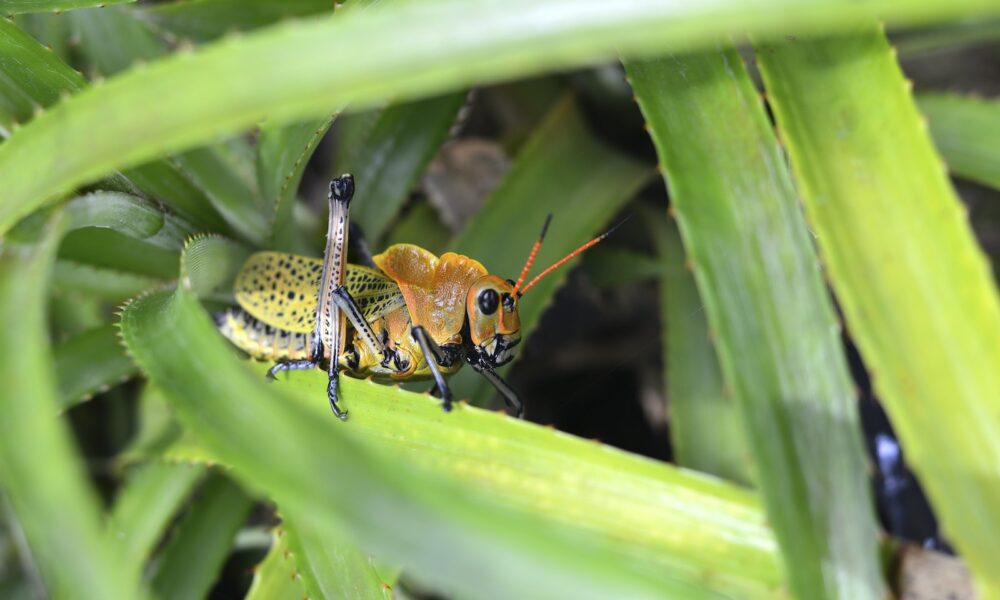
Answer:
[{"xmin": 219, "ymin": 174, "xmax": 617, "ymax": 420}]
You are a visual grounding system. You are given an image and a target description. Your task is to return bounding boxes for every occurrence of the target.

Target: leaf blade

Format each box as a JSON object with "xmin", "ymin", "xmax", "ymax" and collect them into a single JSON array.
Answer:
[
  {"xmin": 0, "ymin": 213, "xmax": 141, "ymax": 599},
  {"xmin": 119, "ymin": 275, "xmax": 784, "ymax": 599},
  {"xmin": 919, "ymin": 92, "xmax": 1000, "ymax": 191},
  {"xmin": 283, "ymin": 516, "xmax": 392, "ymax": 600},
  {"xmin": 54, "ymin": 323, "xmax": 137, "ymax": 408},
  {"xmin": 651, "ymin": 213, "xmax": 750, "ymax": 485},
  {"xmin": 757, "ymin": 25, "xmax": 1000, "ymax": 597},
  {"xmin": 339, "ymin": 93, "xmax": 466, "ymax": 241},
  {"xmin": 4, "ymin": 0, "xmax": 1000, "ymax": 234},
  {"xmin": 626, "ymin": 47, "xmax": 885, "ymax": 599},
  {"xmin": 149, "ymin": 473, "xmax": 254, "ymax": 600},
  {"xmin": 108, "ymin": 461, "xmax": 207, "ymax": 581}
]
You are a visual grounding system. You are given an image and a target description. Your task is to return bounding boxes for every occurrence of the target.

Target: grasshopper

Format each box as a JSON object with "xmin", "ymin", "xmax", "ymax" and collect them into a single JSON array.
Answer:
[{"xmin": 219, "ymin": 174, "xmax": 616, "ymax": 420}]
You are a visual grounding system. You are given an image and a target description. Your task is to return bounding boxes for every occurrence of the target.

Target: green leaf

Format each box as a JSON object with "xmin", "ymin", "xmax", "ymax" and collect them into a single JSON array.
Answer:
[
  {"xmin": 108, "ymin": 461, "xmax": 207, "ymax": 582},
  {"xmin": 283, "ymin": 516, "xmax": 393, "ymax": 600},
  {"xmin": 11, "ymin": 12, "xmax": 73, "ymax": 62},
  {"xmin": 118, "ymin": 385, "xmax": 184, "ymax": 466},
  {"xmin": 119, "ymin": 258, "xmax": 784, "ymax": 598},
  {"xmin": 451, "ymin": 95, "xmax": 652, "ymax": 404},
  {"xmin": 52, "ymin": 260, "xmax": 161, "ymax": 299},
  {"xmin": 64, "ymin": 191, "xmax": 193, "ymax": 250},
  {"xmin": 894, "ymin": 18, "xmax": 1000, "ymax": 57},
  {"xmin": 256, "ymin": 116, "xmax": 335, "ymax": 251},
  {"xmin": 0, "ymin": 213, "xmax": 141, "ymax": 599},
  {"xmin": 626, "ymin": 48, "xmax": 884, "ymax": 599},
  {"xmin": 4, "ymin": 0, "xmax": 1000, "ymax": 236},
  {"xmin": 756, "ymin": 25, "xmax": 1000, "ymax": 598},
  {"xmin": 172, "ymin": 147, "xmax": 268, "ymax": 245},
  {"xmin": 919, "ymin": 92, "xmax": 1000, "ymax": 191},
  {"xmin": 0, "ymin": 16, "xmax": 84, "ymax": 134},
  {"xmin": 581, "ymin": 245, "xmax": 664, "ymax": 288},
  {"xmin": 0, "ymin": 0, "xmax": 133, "ymax": 16},
  {"xmin": 134, "ymin": 0, "xmax": 335, "ymax": 43},
  {"xmin": 58, "ymin": 227, "xmax": 180, "ymax": 279},
  {"xmin": 650, "ymin": 212, "xmax": 750, "ymax": 485},
  {"xmin": 149, "ymin": 473, "xmax": 254, "ymax": 600},
  {"xmin": 67, "ymin": 5, "xmax": 165, "ymax": 76},
  {"xmin": 49, "ymin": 289, "xmax": 103, "ymax": 336},
  {"xmin": 180, "ymin": 234, "xmax": 253, "ymax": 302},
  {"xmin": 54, "ymin": 323, "xmax": 137, "ymax": 408},
  {"xmin": 125, "ymin": 160, "xmax": 232, "ymax": 233},
  {"xmin": 0, "ymin": 16, "xmax": 229, "ymax": 230},
  {"xmin": 382, "ymin": 201, "xmax": 450, "ymax": 256},
  {"xmin": 244, "ymin": 529, "xmax": 307, "ymax": 600},
  {"xmin": 338, "ymin": 93, "xmax": 466, "ymax": 242}
]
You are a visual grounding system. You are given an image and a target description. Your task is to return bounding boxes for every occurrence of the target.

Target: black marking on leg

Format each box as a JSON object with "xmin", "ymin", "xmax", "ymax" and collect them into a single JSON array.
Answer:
[{"xmin": 411, "ymin": 326, "xmax": 453, "ymax": 412}]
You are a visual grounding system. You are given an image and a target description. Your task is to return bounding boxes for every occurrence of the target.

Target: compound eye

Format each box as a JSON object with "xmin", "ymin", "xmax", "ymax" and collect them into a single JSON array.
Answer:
[{"xmin": 477, "ymin": 288, "xmax": 500, "ymax": 315}]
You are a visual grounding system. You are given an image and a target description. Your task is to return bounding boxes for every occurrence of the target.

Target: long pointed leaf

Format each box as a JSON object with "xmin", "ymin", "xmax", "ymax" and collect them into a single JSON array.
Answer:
[
  {"xmin": 108, "ymin": 461, "xmax": 207, "ymax": 581},
  {"xmin": 0, "ymin": 17, "xmax": 83, "ymax": 135},
  {"xmin": 1, "ymin": 0, "xmax": 133, "ymax": 15},
  {"xmin": 0, "ymin": 17, "xmax": 228, "ymax": 230},
  {"xmin": 66, "ymin": 5, "xmax": 165, "ymax": 76},
  {"xmin": 257, "ymin": 116, "xmax": 335, "ymax": 251},
  {"xmin": 757, "ymin": 25, "xmax": 1000, "ymax": 598},
  {"xmin": 133, "ymin": 0, "xmax": 334, "ymax": 42},
  {"xmin": 626, "ymin": 48, "xmax": 884, "ymax": 599},
  {"xmin": 52, "ymin": 261, "xmax": 161, "ymax": 299},
  {"xmin": 652, "ymin": 213, "xmax": 750, "ymax": 485},
  {"xmin": 0, "ymin": 213, "xmax": 141, "ymax": 599},
  {"xmin": 283, "ymin": 516, "xmax": 392, "ymax": 600},
  {"xmin": 54, "ymin": 323, "xmax": 137, "ymax": 408},
  {"xmin": 149, "ymin": 473, "xmax": 253, "ymax": 600},
  {"xmin": 119, "ymin": 237, "xmax": 784, "ymax": 599},
  {"xmin": 4, "ymin": 0, "xmax": 1000, "ymax": 234},
  {"xmin": 339, "ymin": 92, "xmax": 466, "ymax": 242},
  {"xmin": 919, "ymin": 92, "xmax": 1000, "ymax": 192},
  {"xmin": 244, "ymin": 529, "xmax": 307, "ymax": 600}
]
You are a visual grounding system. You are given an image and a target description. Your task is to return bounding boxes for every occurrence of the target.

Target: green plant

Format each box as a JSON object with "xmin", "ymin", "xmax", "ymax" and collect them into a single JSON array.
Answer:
[{"xmin": 2, "ymin": 1, "xmax": 1000, "ymax": 598}]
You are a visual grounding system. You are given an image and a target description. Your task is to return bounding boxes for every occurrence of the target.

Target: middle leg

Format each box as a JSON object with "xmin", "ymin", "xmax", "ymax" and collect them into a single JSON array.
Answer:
[{"xmin": 411, "ymin": 325, "xmax": 456, "ymax": 412}]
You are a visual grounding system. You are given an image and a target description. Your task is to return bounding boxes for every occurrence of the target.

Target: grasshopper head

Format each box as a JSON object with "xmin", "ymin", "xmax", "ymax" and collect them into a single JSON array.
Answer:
[
  {"xmin": 464, "ymin": 214, "xmax": 625, "ymax": 369},
  {"xmin": 467, "ymin": 275, "xmax": 521, "ymax": 367}
]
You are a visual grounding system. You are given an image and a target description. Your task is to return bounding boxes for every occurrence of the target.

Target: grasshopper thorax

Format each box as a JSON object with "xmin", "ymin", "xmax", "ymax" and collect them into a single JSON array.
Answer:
[{"xmin": 467, "ymin": 275, "xmax": 521, "ymax": 368}]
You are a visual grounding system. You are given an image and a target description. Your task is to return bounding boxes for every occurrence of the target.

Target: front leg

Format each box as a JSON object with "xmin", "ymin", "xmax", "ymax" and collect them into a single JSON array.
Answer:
[
  {"xmin": 471, "ymin": 360, "xmax": 524, "ymax": 419},
  {"xmin": 411, "ymin": 326, "xmax": 458, "ymax": 412}
]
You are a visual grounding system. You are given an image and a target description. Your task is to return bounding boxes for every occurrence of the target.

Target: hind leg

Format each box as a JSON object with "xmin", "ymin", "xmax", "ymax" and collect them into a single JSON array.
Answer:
[{"xmin": 315, "ymin": 175, "xmax": 355, "ymax": 418}]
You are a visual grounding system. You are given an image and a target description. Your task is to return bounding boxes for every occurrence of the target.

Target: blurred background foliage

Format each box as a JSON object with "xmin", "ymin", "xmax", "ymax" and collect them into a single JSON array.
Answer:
[{"xmin": 2, "ymin": 0, "xmax": 1000, "ymax": 598}]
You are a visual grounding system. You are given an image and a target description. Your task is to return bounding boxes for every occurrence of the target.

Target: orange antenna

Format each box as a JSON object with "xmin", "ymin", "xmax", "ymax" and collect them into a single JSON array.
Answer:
[
  {"xmin": 517, "ymin": 216, "xmax": 630, "ymax": 297},
  {"xmin": 511, "ymin": 214, "xmax": 552, "ymax": 296}
]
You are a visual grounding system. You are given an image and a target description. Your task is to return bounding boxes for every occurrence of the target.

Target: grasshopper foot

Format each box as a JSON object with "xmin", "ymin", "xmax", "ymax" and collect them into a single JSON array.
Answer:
[
  {"xmin": 328, "ymin": 379, "xmax": 349, "ymax": 421},
  {"xmin": 266, "ymin": 360, "xmax": 316, "ymax": 381}
]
